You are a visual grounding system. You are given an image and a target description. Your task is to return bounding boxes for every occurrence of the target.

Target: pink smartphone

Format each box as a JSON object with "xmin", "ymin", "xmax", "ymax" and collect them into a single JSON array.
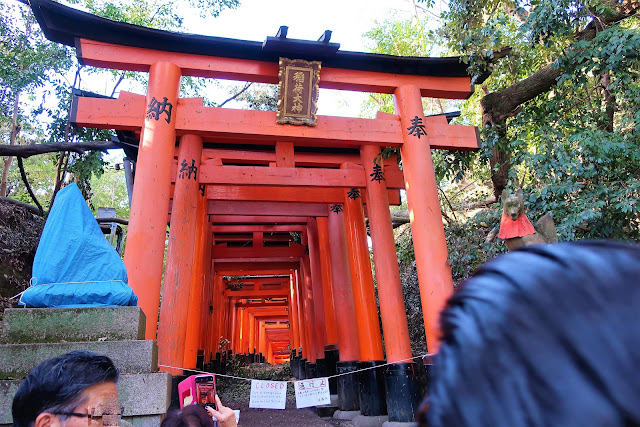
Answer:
[{"xmin": 178, "ymin": 374, "xmax": 217, "ymax": 409}]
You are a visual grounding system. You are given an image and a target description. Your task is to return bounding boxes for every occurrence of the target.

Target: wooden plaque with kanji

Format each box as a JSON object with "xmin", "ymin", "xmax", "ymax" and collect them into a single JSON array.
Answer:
[{"xmin": 276, "ymin": 58, "xmax": 321, "ymax": 126}]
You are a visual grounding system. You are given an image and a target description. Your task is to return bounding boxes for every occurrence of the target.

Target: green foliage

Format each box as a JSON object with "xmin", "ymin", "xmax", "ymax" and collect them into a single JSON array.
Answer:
[
  {"xmin": 6, "ymin": 153, "xmax": 58, "ymax": 209},
  {"xmin": 445, "ymin": 209, "xmax": 506, "ymax": 282},
  {"xmin": 235, "ymin": 361, "xmax": 291, "ymax": 381},
  {"xmin": 68, "ymin": 151, "xmax": 109, "ymax": 207},
  {"xmin": 2, "ymin": 0, "xmax": 242, "ymax": 212},
  {"xmin": 365, "ymin": 18, "xmax": 434, "ymax": 56},
  {"xmin": 511, "ymin": 96, "xmax": 640, "ymax": 240},
  {"xmin": 490, "ymin": 20, "xmax": 640, "ymax": 241},
  {"xmin": 228, "ymin": 84, "xmax": 278, "ymax": 111},
  {"xmin": 0, "ymin": 3, "xmax": 72, "ymax": 116},
  {"xmin": 393, "ymin": 0, "xmax": 640, "ymax": 247},
  {"xmin": 90, "ymin": 167, "xmax": 130, "ymax": 219}
]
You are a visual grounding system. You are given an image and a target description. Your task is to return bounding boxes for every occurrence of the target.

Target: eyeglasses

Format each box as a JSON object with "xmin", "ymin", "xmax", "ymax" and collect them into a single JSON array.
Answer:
[{"xmin": 52, "ymin": 406, "xmax": 125, "ymax": 426}]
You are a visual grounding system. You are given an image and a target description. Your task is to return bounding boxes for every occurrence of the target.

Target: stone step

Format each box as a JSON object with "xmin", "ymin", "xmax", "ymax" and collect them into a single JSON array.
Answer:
[
  {"xmin": 0, "ymin": 372, "xmax": 171, "ymax": 425},
  {"xmin": 0, "ymin": 307, "xmax": 145, "ymax": 344},
  {"xmin": 0, "ymin": 340, "xmax": 157, "ymax": 379}
]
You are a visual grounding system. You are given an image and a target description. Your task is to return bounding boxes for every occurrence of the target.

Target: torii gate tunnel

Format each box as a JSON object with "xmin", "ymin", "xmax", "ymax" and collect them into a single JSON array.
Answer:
[{"xmin": 32, "ymin": 0, "xmax": 480, "ymax": 421}]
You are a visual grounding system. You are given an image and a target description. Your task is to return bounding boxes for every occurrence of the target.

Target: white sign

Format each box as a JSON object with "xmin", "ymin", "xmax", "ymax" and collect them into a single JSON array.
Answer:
[
  {"xmin": 294, "ymin": 377, "xmax": 331, "ymax": 408},
  {"xmin": 249, "ymin": 380, "xmax": 288, "ymax": 409}
]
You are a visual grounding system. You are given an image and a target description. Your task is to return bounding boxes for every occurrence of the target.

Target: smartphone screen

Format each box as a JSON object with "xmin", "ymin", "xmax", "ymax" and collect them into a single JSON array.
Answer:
[{"xmin": 195, "ymin": 375, "xmax": 217, "ymax": 410}]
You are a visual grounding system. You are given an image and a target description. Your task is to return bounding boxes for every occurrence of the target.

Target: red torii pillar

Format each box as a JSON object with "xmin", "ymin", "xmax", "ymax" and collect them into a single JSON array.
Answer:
[
  {"xmin": 229, "ymin": 297, "xmax": 238, "ymax": 353},
  {"xmin": 224, "ymin": 295, "xmax": 234, "ymax": 352},
  {"xmin": 317, "ymin": 217, "xmax": 339, "ymax": 346},
  {"xmin": 342, "ymin": 165, "xmax": 384, "ymax": 363},
  {"xmin": 343, "ymin": 168, "xmax": 387, "ymax": 416},
  {"xmin": 183, "ymin": 188, "xmax": 207, "ymax": 369},
  {"xmin": 258, "ymin": 321, "xmax": 267, "ymax": 358},
  {"xmin": 360, "ymin": 146, "xmax": 417, "ymax": 418},
  {"xmin": 248, "ymin": 312, "xmax": 256, "ymax": 355},
  {"xmin": 241, "ymin": 306, "xmax": 250, "ymax": 354},
  {"xmin": 124, "ymin": 62, "xmax": 181, "ymax": 340},
  {"xmin": 294, "ymin": 269, "xmax": 309, "ymax": 362},
  {"xmin": 157, "ymin": 134, "xmax": 202, "ymax": 374},
  {"xmin": 288, "ymin": 274, "xmax": 301, "ymax": 354},
  {"xmin": 200, "ymin": 229, "xmax": 214, "ymax": 359},
  {"xmin": 302, "ymin": 255, "xmax": 318, "ymax": 364},
  {"xmin": 307, "ymin": 218, "xmax": 328, "ymax": 364},
  {"xmin": 360, "ymin": 145, "xmax": 413, "ymax": 363},
  {"xmin": 212, "ymin": 275, "xmax": 226, "ymax": 355},
  {"xmin": 395, "ymin": 85, "xmax": 454, "ymax": 353},
  {"xmin": 328, "ymin": 205, "xmax": 361, "ymax": 411},
  {"xmin": 233, "ymin": 302, "xmax": 242, "ymax": 354}
]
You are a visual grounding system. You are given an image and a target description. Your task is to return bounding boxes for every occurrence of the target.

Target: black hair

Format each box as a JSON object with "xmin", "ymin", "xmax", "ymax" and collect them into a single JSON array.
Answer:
[
  {"xmin": 161, "ymin": 404, "xmax": 215, "ymax": 427},
  {"xmin": 425, "ymin": 241, "xmax": 640, "ymax": 427},
  {"xmin": 12, "ymin": 350, "xmax": 119, "ymax": 427}
]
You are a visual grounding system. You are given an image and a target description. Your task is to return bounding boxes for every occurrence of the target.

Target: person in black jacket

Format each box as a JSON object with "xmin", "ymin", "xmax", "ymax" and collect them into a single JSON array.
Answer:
[{"xmin": 422, "ymin": 241, "xmax": 640, "ymax": 427}]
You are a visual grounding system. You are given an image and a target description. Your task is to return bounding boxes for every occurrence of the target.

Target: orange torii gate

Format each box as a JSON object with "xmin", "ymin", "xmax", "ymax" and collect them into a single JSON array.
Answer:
[{"xmin": 31, "ymin": 0, "xmax": 480, "ymax": 421}]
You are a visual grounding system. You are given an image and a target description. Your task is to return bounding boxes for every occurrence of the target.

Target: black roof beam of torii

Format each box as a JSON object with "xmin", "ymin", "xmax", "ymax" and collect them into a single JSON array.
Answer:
[{"xmin": 29, "ymin": 0, "xmax": 480, "ymax": 80}]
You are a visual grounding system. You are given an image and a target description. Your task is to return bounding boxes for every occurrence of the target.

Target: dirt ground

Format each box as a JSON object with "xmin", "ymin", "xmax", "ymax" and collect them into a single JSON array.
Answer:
[
  {"xmin": 216, "ymin": 376, "xmax": 353, "ymax": 427},
  {"xmin": 224, "ymin": 397, "xmax": 354, "ymax": 427}
]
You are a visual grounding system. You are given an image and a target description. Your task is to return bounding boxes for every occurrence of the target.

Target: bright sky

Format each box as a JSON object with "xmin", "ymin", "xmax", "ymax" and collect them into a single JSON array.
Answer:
[
  {"xmin": 185, "ymin": 0, "xmax": 417, "ymax": 51},
  {"xmin": 70, "ymin": 0, "xmax": 423, "ymax": 117},
  {"xmin": 179, "ymin": 0, "xmax": 420, "ymax": 116},
  {"xmin": 30, "ymin": 0, "xmax": 425, "ymax": 163}
]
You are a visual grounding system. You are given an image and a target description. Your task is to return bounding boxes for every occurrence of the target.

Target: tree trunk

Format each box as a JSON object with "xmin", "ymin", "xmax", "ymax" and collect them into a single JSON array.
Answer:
[
  {"xmin": 1, "ymin": 92, "xmax": 21, "ymax": 197},
  {"xmin": 487, "ymin": 124, "xmax": 511, "ymax": 200},
  {"xmin": 0, "ymin": 141, "xmax": 118, "ymax": 158},
  {"xmin": 479, "ymin": 4, "xmax": 638, "ymax": 198}
]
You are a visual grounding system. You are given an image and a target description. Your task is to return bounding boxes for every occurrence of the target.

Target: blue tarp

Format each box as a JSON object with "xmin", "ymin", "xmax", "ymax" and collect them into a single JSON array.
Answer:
[{"xmin": 20, "ymin": 183, "xmax": 137, "ymax": 308}]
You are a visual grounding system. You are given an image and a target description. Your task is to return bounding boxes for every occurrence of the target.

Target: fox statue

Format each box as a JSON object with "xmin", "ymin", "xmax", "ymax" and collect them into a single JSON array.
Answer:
[{"xmin": 491, "ymin": 189, "xmax": 558, "ymax": 251}]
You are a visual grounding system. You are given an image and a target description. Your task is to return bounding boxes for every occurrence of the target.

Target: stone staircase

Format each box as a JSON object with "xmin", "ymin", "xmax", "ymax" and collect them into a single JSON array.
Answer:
[{"xmin": 0, "ymin": 307, "xmax": 171, "ymax": 426}]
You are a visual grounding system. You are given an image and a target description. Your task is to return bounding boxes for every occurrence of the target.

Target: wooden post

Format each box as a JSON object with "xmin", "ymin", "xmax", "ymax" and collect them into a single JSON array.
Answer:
[
  {"xmin": 124, "ymin": 61, "xmax": 181, "ymax": 340},
  {"xmin": 157, "ymin": 134, "xmax": 202, "ymax": 374},
  {"xmin": 316, "ymin": 217, "xmax": 338, "ymax": 346},
  {"xmin": 360, "ymin": 145, "xmax": 412, "ymax": 362},
  {"xmin": 342, "ymin": 173, "xmax": 384, "ymax": 362},
  {"xmin": 327, "ymin": 207, "xmax": 360, "ymax": 362},
  {"xmin": 183, "ymin": 186, "xmax": 207, "ymax": 368},
  {"xmin": 394, "ymin": 85, "xmax": 454, "ymax": 353}
]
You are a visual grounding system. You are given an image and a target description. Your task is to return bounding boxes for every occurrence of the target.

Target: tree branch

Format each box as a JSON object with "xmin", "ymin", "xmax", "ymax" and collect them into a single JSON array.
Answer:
[
  {"xmin": 218, "ymin": 83, "xmax": 253, "ymax": 108},
  {"xmin": 390, "ymin": 209, "xmax": 410, "ymax": 228},
  {"xmin": 0, "ymin": 196, "xmax": 43, "ymax": 216},
  {"xmin": 17, "ymin": 156, "xmax": 44, "ymax": 216},
  {"xmin": 0, "ymin": 141, "xmax": 120, "ymax": 158},
  {"xmin": 110, "ymin": 71, "xmax": 127, "ymax": 97},
  {"xmin": 481, "ymin": 8, "xmax": 638, "ymax": 126}
]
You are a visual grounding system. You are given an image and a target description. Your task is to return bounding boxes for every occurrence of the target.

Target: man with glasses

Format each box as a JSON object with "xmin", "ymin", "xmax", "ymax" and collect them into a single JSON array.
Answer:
[{"xmin": 12, "ymin": 351, "xmax": 126, "ymax": 426}]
